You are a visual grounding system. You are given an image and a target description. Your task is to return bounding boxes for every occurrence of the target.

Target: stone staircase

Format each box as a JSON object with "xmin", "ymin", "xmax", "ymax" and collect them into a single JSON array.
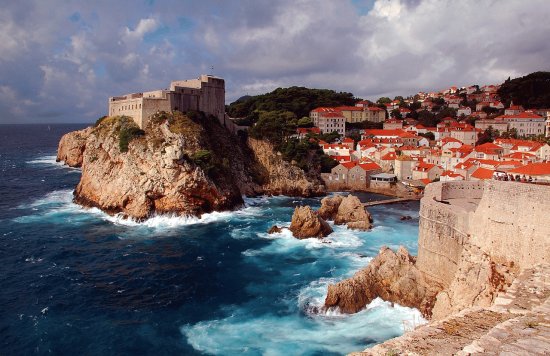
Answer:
[{"xmin": 352, "ymin": 264, "xmax": 550, "ymax": 356}]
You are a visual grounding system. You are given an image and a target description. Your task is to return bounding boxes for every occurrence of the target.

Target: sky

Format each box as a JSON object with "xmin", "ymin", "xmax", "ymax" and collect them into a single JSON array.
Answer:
[{"xmin": 1, "ymin": 0, "xmax": 550, "ymax": 124}]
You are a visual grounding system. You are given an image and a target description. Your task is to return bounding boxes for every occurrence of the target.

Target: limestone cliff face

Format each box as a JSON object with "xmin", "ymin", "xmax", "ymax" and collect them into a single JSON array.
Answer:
[
  {"xmin": 247, "ymin": 138, "xmax": 325, "ymax": 197},
  {"xmin": 56, "ymin": 127, "xmax": 93, "ymax": 167},
  {"xmin": 57, "ymin": 113, "xmax": 325, "ymax": 219},
  {"xmin": 71, "ymin": 116, "xmax": 247, "ymax": 219}
]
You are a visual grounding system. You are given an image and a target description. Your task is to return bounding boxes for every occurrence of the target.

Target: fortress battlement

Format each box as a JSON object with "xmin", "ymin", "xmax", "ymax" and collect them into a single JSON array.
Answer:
[{"xmin": 108, "ymin": 75, "xmax": 225, "ymax": 128}]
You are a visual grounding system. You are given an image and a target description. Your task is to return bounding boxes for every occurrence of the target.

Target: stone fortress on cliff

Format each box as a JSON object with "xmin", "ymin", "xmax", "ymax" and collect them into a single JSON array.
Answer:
[{"xmin": 108, "ymin": 75, "xmax": 225, "ymax": 129}]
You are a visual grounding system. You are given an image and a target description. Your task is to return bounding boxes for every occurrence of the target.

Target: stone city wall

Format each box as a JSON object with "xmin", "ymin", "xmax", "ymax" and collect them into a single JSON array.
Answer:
[
  {"xmin": 418, "ymin": 181, "xmax": 550, "ymax": 287},
  {"xmin": 471, "ymin": 181, "xmax": 550, "ymax": 268},
  {"xmin": 417, "ymin": 199, "xmax": 468, "ymax": 287}
]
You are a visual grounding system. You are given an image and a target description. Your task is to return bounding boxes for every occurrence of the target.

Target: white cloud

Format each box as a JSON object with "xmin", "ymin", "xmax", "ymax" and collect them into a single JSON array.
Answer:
[
  {"xmin": 123, "ymin": 17, "xmax": 159, "ymax": 42},
  {"xmin": 1, "ymin": 0, "xmax": 550, "ymax": 123}
]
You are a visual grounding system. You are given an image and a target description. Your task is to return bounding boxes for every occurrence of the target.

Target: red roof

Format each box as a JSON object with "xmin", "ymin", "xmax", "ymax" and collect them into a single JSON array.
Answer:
[
  {"xmin": 358, "ymin": 162, "xmax": 381, "ymax": 171},
  {"xmin": 495, "ymin": 112, "xmax": 544, "ymax": 120},
  {"xmin": 296, "ymin": 127, "xmax": 321, "ymax": 134},
  {"xmin": 414, "ymin": 162, "xmax": 436, "ymax": 172},
  {"xmin": 441, "ymin": 137, "xmax": 463, "ymax": 144},
  {"xmin": 381, "ymin": 152, "xmax": 397, "ymax": 160},
  {"xmin": 363, "ymin": 129, "xmax": 405, "ymax": 137},
  {"xmin": 366, "ymin": 106, "xmax": 383, "ymax": 111},
  {"xmin": 336, "ymin": 106, "xmax": 363, "ymax": 111},
  {"xmin": 471, "ymin": 167, "xmax": 495, "ymax": 180},
  {"xmin": 510, "ymin": 162, "xmax": 550, "ymax": 176},
  {"xmin": 311, "ymin": 107, "xmax": 337, "ymax": 113},
  {"xmin": 441, "ymin": 170, "xmax": 464, "ymax": 178},
  {"xmin": 504, "ymin": 152, "xmax": 536, "ymax": 159},
  {"xmin": 455, "ymin": 161, "xmax": 475, "ymax": 170},
  {"xmin": 342, "ymin": 137, "xmax": 354, "ymax": 143},
  {"xmin": 474, "ymin": 142, "xmax": 502, "ymax": 154},
  {"xmin": 340, "ymin": 162, "xmax": 357, "ymax": 169}
]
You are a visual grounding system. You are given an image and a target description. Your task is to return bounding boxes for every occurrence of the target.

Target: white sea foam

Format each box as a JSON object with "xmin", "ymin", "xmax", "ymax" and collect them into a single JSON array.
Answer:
[
  {"xmin": 182, "ymin": 295, "xmax": 426, "ymax": 355},
  {"xmin": 26, "ymin": 155, "xmax": 81, "ymax": 172},
  {"xmin": 16, "ymin": 188, "xmax": 264, "ymax": 230}
]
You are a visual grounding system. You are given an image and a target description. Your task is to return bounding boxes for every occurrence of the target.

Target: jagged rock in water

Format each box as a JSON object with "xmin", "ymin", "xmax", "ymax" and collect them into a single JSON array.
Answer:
[
  {"xmin": 289, "ymin": 206, "xmax": 333, "ymax": 239},
  {"xmin": 324, "ymin": 246, "xmax": 441, "ymax": 317},
  {"xmin": 317, "ymin": 195, "xmax": 343, "ymax": 220},
  {"xmin": 319, "ymin": 194, "xmax": 372, "ymax": 230},
  {"xmin": 267, "ymin": 225, "xmax": 283, "ymax": 234}
]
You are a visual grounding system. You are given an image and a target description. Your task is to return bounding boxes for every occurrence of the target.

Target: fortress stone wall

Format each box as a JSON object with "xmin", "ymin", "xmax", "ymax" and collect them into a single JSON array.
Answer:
[
  {"xmin": 418, "ymin": 180, "xmax": 550, "ymax": 288},
  {"xmin": 108, "ymin": 75, "xmax": 225, "ymax": 129}
]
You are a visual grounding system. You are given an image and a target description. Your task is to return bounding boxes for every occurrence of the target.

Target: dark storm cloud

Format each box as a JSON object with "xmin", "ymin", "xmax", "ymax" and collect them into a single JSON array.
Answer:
[{"xmin": 0, "ymin": 0, "xmax": 549, "ymax": 123}]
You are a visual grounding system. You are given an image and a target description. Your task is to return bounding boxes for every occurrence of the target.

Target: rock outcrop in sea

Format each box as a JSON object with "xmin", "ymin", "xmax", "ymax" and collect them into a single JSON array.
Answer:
[
  {"xmin": 57, "ymin": 113, "xmax": 325, "ymax": 220},
  {"xmin": 318, "ymin": 194, "xmax": 372, "ymax": 230},
  {"xmin": 325, "ymin": 246, "xmax": 440, "ymax": 316},
  {"xmin": 289, "ymin": 206, "xmax": 333, "ymax": 239}
]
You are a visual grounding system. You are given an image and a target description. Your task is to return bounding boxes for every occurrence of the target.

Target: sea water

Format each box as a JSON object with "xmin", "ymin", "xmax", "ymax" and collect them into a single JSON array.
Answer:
[{"xmin": 0, "ymin": 124, "xmax": 424, "ymax": 355}]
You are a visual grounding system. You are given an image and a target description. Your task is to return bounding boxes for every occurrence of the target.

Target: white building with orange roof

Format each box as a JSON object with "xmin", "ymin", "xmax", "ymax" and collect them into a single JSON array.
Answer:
[
  {"xmin": 471, "ymin": 142, "xmax": 504, "ymax": 160},
  {"xmin": 335, "ymin": 106, "xmax": 364, "ymax": 123},
  {"xmin": 457, "ymin": 106, "xmax": 472, "ymax": 117},
  {"xmin": 440, "ymin": 170, "xmax": 464, "ymax": 182},
  {"xmin": 311, "ymin": 110, "xmax": 346, "ymax": 136},
  {"xmin": 412, "ymin": 162, "xmax": 443, "ymax": 181},
  {"xmin": 495, "ymin": 112, "xmax": 546, "ymax": 136},
  {"xmin": 450, "ymin": 123, "xmax": 478, "ymax": 146},
  {"xmin": 364, "ymin": 106, "xmax": 386, "ymax": 123},
  {"xmin": 454, "ymin": 161, "xmax": 478, "ymax": 179},
  {"xmin": 470, "ymin": 167, "xmax": 495, "ymax": 181},
  {"xmin": 440, "ymin": 137, "xmax": 463, "ymax": 150},
  {"xmin": 504, "ymin": 103, "xmax": 524, "ymax": 116},
  {"xmin": 383, "ymin": 119, "xmax": 404, "ymax": 130}
]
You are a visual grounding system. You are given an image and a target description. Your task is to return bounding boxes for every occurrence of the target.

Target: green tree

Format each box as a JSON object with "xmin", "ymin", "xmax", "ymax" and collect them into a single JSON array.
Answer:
[
  {"xmin": 248, "ymin": 110, "xmax": 297, "ymax": 145},
  {"xmin": 297, "ymin": 116, "xmax": 313, "ymax": 127},
  {"xmin": 377, "ymin": 97, "xmax": 392, "ymax": 105},
  {"xmin": 390, "ymin": 108, "xmax": 402, "ymax": 119},
  {"xmin": 476, "ymin": 126, "xmax": 497, "ymax": 145}
]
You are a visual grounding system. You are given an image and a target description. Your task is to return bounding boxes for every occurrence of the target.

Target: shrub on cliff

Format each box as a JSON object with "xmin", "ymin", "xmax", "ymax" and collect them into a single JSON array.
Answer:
[
  {"xmin": 118, "ymin": 118, "xmax": 145, "ymax": 152},
  {"xmin": 94, "ymin": 115, "xmax": 108, "ymax": 127}
]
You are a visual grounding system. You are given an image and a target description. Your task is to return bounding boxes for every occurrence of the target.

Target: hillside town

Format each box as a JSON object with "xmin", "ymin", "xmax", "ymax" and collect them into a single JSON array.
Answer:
[{"xmin": 303, "ymin": 83, "xmax": 550, "ymax": 192}]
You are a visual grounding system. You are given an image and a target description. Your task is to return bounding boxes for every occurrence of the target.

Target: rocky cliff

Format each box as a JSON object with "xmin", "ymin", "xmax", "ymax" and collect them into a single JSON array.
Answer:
[
  {"xmin": 247, "ymin": 138, "xmax": 325, "ymax": 197},
  {"xmin": 324, "ymin": 180, "xmax": 550, "ymax": 354},
  {"xmin": 57, "ymin": 112, "xmax": 325, "ymax": 220}
]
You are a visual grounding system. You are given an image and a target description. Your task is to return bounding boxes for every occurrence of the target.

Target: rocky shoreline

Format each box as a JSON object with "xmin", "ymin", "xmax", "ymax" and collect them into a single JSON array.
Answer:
[{"xmin": 57, "ymin": 113, "xmax": 325, "ymax": 220}]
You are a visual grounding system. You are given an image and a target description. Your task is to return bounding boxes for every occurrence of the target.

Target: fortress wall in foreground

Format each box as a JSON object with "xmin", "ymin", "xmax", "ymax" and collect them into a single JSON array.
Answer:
[
  {"xmin": 470, "ymin": 181, "xmax": 550, "ymax": 268},
  {"xmin": 418, "ymin": 180, "xmax": 549, "ymax": 287}
]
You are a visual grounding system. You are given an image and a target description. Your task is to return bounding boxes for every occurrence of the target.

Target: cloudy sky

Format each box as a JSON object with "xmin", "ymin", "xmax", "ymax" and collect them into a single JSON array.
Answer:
[{"xmin": 1, "ymin": 0, "xmax": 550, "ymax": 123}]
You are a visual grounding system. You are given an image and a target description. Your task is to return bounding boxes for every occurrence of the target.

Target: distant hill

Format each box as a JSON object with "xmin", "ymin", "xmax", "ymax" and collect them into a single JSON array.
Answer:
[
  {"xmin": 226, "ymin": 86, "xmax": 359, "ymax": 119},
  {"xmin": 498, "ymin": 71, "xmax": 550, "ymax": 109}
]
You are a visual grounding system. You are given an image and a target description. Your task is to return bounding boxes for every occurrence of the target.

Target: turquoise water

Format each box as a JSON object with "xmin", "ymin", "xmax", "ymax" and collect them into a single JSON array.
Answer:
[{"xmin": 0, "ymin": 124, "xmax": 423, "ymax": 355}]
